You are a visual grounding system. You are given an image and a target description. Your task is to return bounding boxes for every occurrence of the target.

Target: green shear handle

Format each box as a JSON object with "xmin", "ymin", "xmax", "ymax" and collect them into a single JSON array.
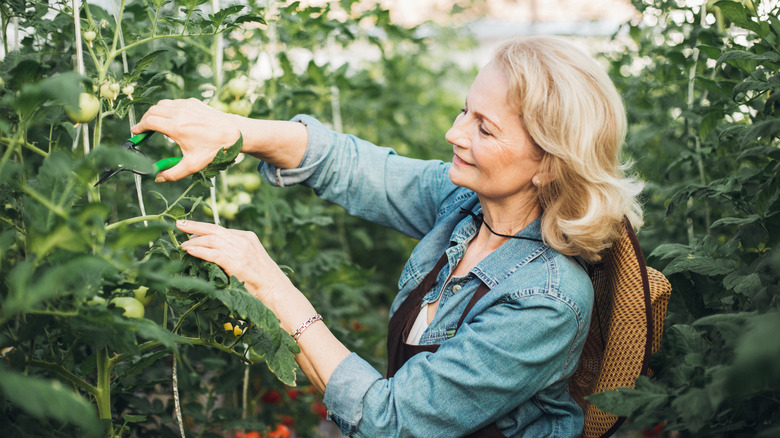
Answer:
[{"xmin": 94, "ymin": 131, "xmax": 182, "ymax": 186}]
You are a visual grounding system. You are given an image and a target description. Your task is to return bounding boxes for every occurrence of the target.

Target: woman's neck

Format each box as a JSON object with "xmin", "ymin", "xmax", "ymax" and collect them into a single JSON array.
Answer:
[{"xmin": 477, "ymin": 194, "xmax": 541, "ymax": 244}]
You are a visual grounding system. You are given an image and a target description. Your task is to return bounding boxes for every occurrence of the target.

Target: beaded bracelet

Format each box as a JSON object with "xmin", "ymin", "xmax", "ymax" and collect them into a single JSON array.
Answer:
[{"xmin": 291, "ymin": 314, "xmax": 323, "ymax": 342}]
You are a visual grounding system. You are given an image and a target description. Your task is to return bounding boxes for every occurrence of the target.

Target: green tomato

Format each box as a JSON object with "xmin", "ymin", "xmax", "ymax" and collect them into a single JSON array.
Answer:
[
  {"xmin": 109, "ymin": 83, "xmax": 121, "ymax": 94},
  {"xmin": 83, "ymin": 30, "xmax": 97, "ymax": 42},
  {"xmin": 132, "ymin": 286, "xmax": 154, "ymax": 306},
  {"xmin": 209, "ymin": 99, "xmax": 230, "ymax": 113},
  {"xmin": 65, "ymin": 93, "xmax": 100, "ymax": 123},
  {"xmin": 217, "ymin": 200, "xmax": 239, "ymax": 220},
  {"xmin": 111, "ymin": 297, "xmax": 145, "ymax": 318},
  {"xmin": 100, "ymin": 82, "xmax": 114, "ymax": 100},
  {"xmin": 122, "ymin": 84, "xmax": 134, "ymax": 96},
  {"xmin": 86, "ymin": 296, "xmax": 107, "ymax": 306},
  {"xmin": 229, "ymin": 99, "xmax": 252, "ymax": 117},
  {"xmin": 226, "ymin": 77, "xmax": 249, "ymax": 98}
]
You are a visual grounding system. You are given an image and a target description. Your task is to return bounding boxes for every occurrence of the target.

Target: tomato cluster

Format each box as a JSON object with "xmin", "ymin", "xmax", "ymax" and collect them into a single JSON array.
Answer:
[{"xmin": 233, "ymin": 424, "xmax": 290, "ymax": 438}]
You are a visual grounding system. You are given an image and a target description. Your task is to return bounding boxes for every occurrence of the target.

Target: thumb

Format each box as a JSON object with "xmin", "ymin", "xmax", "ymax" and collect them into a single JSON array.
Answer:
[{"xmin": 155, "ymin": 157, "xmax": 200, "ymax": 182}]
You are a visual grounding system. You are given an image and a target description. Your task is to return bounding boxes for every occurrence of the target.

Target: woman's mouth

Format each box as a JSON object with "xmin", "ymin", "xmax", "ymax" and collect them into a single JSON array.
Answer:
[{"xmin": 453, "ymin": 153, "xmax": 474, "ymax": 167}]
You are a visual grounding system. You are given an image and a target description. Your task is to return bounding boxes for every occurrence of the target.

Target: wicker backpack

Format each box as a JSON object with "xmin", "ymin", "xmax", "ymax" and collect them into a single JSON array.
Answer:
[{"xmin": 569, "ymin": 218, "xmax": 672, "ymax": 438}]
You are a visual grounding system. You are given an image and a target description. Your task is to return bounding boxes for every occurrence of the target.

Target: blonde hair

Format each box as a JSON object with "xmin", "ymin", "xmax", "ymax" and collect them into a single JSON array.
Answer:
[{"xmin": 493, "ymin": 36, "xmax": 644, "ymax": 263}]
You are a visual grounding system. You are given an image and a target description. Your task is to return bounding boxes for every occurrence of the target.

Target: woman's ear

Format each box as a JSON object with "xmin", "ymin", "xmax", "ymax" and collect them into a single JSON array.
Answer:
[{"xmin": 532, "ymin": 172, "xmax": 553, "ymax": 187}]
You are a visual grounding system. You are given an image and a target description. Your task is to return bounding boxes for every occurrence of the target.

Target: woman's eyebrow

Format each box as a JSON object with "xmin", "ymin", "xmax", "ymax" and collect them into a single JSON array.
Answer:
[
  {"xmin": 465, "ymin": 99, "xmax": 503, "ymax": 133},
  {"xmin": 475, "ymin": 110, "xmax": 502, "ymax": 133}
]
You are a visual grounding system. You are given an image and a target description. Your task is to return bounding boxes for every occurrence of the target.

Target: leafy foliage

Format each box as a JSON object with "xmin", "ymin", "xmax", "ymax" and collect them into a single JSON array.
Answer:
[
  {"xmin": 0, "ymin": 0, "xmax": 472, "ymax": 436},
  {"xmin": 589, "ymin": 0, "xmax": 780, "ymax": 435}
]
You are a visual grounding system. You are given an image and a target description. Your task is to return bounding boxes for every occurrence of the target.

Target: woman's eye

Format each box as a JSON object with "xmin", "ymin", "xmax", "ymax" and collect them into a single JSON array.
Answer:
[
  {"xmin": 479, "ymin": 125, "xmax": 492, "ymax": 136},
  {"xmin": 459, "ymin": 108, "xmax": 467, "ymax": 115}
]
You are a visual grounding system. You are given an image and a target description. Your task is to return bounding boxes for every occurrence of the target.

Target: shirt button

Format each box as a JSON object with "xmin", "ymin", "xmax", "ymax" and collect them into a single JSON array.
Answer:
[{"xmin": 452, "ymin": 285, "xmax": 462, "ymax": 293}]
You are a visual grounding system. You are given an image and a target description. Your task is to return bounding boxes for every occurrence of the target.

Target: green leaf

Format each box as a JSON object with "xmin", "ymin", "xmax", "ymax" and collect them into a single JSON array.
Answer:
[
  {"xmin": 710, "ymin": 214, "xmax": 761, "ymax": 229},
  {"xmin": 122, "ymin": 413, "xmax": 148, "ymax": 423},
  {"xmin": 204, "ymin": 275, "xmax": 299, "ymax": 384},
  {"xmin": 670, "ymin": 387, "xmax": 713, "ymax": 432},
  {"xmin": 727, "ymin": 310, "xmax": 780, "ymax": 394},
  {"xmin": 1, "ymin": 256, "xmax": 116, "ymax": 324},
  {"xmin": 0, "ymin": 365, "xmax": 102, "ymax": 437},
  {"xmin": 126, "ymin": 49, "xmax": 169, "ymax": 83},
  {"xmin": 722, "ymin": 272, "xmax": 762, "ymax": 297},
  {"xmin": 194, "ymin": 134, "xmax": 243, "ymax": 181},
  {"xmin": 663, "ymin": 255, "xmax": 736, "ymax": 277},
  {"xmin": 587, "ymin": 376, "xmax": 669, "ymax": 418},
  {"xmin": 740, "ymin": 119, "xmax": 780, "ymax": 147},
  {"xmin": 714, "ymin": 1, "xmax": 770, "ymax": 37}
]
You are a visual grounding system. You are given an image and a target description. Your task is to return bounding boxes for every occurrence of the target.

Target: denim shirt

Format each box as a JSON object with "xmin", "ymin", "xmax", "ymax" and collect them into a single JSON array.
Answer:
[{"xmin": 259, "ymin": 115, "xmax": 594, "ymax": 438}]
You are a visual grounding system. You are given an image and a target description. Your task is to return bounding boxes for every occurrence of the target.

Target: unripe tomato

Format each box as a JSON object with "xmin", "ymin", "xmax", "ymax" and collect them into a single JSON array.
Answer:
[
  {"xmin": 86, "ymin": 296, "xmax": 107, "ymax": 306},
  {"xmin": 111, "ymin": 297, "xmax": 145, "ymax": 318},
  {"xmin": 209, "ymin": 99, "xmax": 230, "ymax": 112},
  {"xmin": 132, "ymin": 286, "xmax": 154, "ymax": 306},
  {"xmin": 109, "ymin": 83, "xmax": 121, "ymax": 94},
  {"xmin": 66, "ymin": 93, "xmax": 100, "ymax": 123},
  {"xmin": 83, "ymin": 30, "xmax": 97, "ymax": 42},
  {"xmin": 99, "ymin": 82, "xmax": 113, "ymax": 99},
  {"xmin": 227, "ymin": 77, "xmax": 249, "ymax": 98},
  {"xmin": 229, "ymin": 99, "xmax": 252, "ymax": 117},
  {"xmin": 234, "ymin": 191, "xmax": 251, "ymax": 205},
  {"xmin": 122, "ymin": 84, "xmax": 135, "ymax": 99},
  {"xmin": 217, "ymin": 200, "xmax": 239, "ymax": 220}
]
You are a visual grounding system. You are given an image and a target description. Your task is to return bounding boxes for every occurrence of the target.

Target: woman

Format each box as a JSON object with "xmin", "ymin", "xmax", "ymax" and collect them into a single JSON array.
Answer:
[{"xmin": 133, "ymin": 36, "xmax": 643, "ymax": 437}]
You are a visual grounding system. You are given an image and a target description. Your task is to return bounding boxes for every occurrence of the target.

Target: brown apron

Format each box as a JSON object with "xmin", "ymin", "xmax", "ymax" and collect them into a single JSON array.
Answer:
[{"xmin": 386, "ymin": 252, "xmax": 507, "ymax": 438}]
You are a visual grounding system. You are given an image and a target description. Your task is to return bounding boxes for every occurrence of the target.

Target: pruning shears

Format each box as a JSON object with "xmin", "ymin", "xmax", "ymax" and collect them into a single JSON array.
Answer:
[{"xmin": 94, "ymin": 131, "xmax": 182, "ymax": 186}]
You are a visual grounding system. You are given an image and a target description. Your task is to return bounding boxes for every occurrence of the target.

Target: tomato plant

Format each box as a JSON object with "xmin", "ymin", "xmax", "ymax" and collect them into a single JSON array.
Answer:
[{"xmin": 0, "ymin": 0, "xmax": 473, "ymax": 436}]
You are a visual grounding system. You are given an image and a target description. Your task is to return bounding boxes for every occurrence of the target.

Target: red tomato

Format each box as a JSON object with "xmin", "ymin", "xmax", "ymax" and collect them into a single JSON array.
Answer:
[
  {"xmin": 233, "ymin": 431, "xmax": 261, "ymax": 438},
  {"xmin": 286, "ymin": 389, "xmax": 301, "ymax": 401},
  {"xmin": 260, "ymin": 390, "xmax": 282, "ymax": 404},
  {"xmin": 265, "ymin": 424, "xmax": 290, "ymax": 438},
  {"xmin": 279, "ymin": 414, "xmax": 294, "ymax": 428},
  {"xmin": 311, "ymin": 400, "xmax": 327, "ymax": 420}
]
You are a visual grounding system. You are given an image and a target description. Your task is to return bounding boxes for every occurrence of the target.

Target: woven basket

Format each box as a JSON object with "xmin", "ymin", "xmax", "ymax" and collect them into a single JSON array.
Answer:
[{"xmin": 569, "ymin": 218, "xmax": 672, "ymax": 438}]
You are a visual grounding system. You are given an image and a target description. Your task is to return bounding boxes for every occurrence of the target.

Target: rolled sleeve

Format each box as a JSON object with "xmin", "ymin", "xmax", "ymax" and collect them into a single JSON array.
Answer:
[
  {"xmin": 323, "ymin": 353, "xmax": 383, "ymax": 436},
  {"xmin": 258, "ymin": 114, "xmax": 332, "ymax": 187},
  {"xmin": 257, "ymin": 114, "xmax": 459, "ymax": 239}
]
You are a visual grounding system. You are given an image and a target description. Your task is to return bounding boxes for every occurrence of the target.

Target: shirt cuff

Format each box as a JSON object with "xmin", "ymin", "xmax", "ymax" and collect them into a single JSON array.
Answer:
[
  {"xmin": 323, "ymin": 352, "xmax": 383, "ymax": 436},
  {"xmin": 257, "ymin": 114, "xmax": 332, "ymax": 187}
]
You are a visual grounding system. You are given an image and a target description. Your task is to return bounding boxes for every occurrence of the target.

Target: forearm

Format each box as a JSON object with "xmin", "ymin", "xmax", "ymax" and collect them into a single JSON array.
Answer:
[{"xmin": 234, "ymin": 117, "xmax": 308, "ymax": 170}]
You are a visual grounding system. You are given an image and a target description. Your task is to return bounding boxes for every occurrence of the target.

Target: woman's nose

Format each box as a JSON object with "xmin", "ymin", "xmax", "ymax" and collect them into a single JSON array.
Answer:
[{"xmin": 445, "ymin": 115, "xmax": 468, "ymax": 147}]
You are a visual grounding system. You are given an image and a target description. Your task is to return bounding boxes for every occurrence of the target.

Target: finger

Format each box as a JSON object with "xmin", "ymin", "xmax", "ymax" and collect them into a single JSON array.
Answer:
[
  {"xmin": 180, "ymin": 244, "xmax": 224, "ymax": 266},
  {"xmin": 181, "ymin": 234, "xmax": 223, "ymax": 250},
  {"xmin": 176, "ymin": 220, "xmax": 226, "ymax": 236}
]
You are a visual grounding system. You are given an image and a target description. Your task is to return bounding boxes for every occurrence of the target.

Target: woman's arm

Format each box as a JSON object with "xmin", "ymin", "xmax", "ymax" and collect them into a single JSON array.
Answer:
[
  {"xmin": 175, "ymin": 219, "xmax": 349, "ymax": 393},
  {"xmin": 131, "ymin": 98, "xmax": 308, "ymax": 181}
]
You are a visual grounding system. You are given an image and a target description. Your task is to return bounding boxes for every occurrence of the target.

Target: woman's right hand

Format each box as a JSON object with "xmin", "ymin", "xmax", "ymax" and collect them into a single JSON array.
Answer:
[{"xmin": 132, "ymin": 98, "xmax": 242, "ymax": 182}]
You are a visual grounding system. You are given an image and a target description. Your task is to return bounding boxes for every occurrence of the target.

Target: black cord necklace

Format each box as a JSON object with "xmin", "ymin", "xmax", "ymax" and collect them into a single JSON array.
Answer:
[{"xmin": 460, "ymin": 208, "xmax": 543, "ymax": 243}]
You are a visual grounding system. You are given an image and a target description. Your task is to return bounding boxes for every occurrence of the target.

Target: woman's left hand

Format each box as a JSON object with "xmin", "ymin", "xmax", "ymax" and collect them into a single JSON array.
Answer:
[{"xmin": 176, "ymin": 220, "xmax": 291, "ymax": 304}]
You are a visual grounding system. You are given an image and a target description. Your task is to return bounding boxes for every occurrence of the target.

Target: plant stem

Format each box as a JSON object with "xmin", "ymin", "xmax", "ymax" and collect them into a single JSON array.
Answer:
[
  {"xmin": 105, "ymin": 214, "xmax": 164, "ymax": 231},
  {"xmin": 172, "ymin": 298, "xmax": 208, "ymax": 334},
  {"xmin": 95, "ymin": 347, "xmax": 112, "ymax": 419},
  {"xmin": 109, "ymin": 340, "xmax": 163, "ymax": 368},
  {"xmin": 27, "ymin": 359, "xmax": 99, "ymax": 396},
  {"xmin": 183, "ymin": 336, "xmax": 250, "ymax": 362},
  {"xmin": 20, "ymin": 185, "xmax": 69, "ymax": 219}
]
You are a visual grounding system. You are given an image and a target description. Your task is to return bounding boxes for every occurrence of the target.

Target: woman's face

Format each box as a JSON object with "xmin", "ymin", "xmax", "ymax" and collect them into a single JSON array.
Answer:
[{"xmin": 445, "ymin": 62, "xmax": 542, "ymax": 203}]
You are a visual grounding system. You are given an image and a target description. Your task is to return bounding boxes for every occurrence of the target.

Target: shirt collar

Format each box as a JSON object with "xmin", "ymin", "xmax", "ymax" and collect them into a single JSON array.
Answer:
[{"xmin": 450, "ymin": 206, "xmax": 548, "ymax": 289}]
